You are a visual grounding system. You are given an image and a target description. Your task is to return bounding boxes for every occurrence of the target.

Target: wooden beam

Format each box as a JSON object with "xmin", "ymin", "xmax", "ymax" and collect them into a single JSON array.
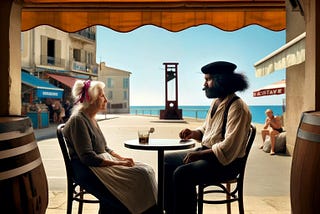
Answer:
[{"xmin": 0, "ymin": 0, "xmax": 22, "ymax": 115}]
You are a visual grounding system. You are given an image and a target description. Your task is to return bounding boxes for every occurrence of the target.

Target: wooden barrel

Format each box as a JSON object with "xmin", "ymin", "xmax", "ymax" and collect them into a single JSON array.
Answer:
[
  {"xmin": 291, "ymin": 111, "xmax": 320, "ymax": 214},
  {"xmin": 0, "ymin": 116, "xmax": 48, "ymax": 214}
]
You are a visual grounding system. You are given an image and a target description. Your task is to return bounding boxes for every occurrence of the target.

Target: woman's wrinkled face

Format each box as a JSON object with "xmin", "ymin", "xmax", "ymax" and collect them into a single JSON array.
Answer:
[{"xmin": 95, "ymin": 88, "xmax": 108, "ymax": 111}]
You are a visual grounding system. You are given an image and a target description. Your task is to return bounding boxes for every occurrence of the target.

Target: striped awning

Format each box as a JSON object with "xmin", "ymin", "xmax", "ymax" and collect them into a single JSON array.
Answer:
[
  {"xmin": 47, "ymin": 73, "xmax": 80, "ymax": 88},
  {"xmin": 21, "ymin": 0, "xmax": 286, "ymax": 33},
  {"xmin": 22, "ymin": 71, "xmax": 64, "ymax": 99},
  {"xmin": 254, "ymin": 32, "xmax": 306, "ymax": 77}
]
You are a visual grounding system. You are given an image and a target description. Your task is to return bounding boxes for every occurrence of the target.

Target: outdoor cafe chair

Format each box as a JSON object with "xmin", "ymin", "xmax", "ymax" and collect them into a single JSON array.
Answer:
[
  {"xmin": 56, "ymin": 123, "xmax": 100, "ymax": 214},
  {"xmin": 197, "ymin": 124, "xmax": 256, "ymax": 214}
]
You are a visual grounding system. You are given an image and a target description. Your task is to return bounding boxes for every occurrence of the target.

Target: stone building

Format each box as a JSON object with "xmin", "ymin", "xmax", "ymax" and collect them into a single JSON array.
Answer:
[
  {"xmin": 99, "ymin": 62, "xmax": 131, "ymax": 114},
  {"xmin": 21, "ymin": 25, "xmax": 98, "ymax": 102}
]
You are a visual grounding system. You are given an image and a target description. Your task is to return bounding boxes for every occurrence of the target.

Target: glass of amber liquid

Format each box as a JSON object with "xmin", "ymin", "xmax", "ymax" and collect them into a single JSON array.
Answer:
[{"xmin": 138, "ymin": 130, "xmax": 150, "ymax": 144}]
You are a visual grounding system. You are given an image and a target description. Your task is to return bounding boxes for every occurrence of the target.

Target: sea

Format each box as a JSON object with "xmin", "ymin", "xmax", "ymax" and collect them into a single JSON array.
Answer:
[{"xmin": 130, "ymin": 105, "xmax": 285, "ymax": 124}]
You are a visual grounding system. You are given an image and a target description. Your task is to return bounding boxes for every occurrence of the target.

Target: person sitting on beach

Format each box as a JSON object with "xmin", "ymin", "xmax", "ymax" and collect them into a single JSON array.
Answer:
[
  {"xmin": 260, "ymin": 109, "xmax": 283, "ymax": 155},
  {"xmin": 63, "ymin": 79, "xmax": 159, "ymax": 214},
  {"xmin": 164, "ymin": 61, "xmax": 252, "ymax": 214}
]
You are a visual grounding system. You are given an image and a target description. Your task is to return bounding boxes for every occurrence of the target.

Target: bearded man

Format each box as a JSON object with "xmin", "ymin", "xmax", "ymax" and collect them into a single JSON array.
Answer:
[{"xmin": 164, "ymin": 61, "xmax": 252, "ymax": 214}]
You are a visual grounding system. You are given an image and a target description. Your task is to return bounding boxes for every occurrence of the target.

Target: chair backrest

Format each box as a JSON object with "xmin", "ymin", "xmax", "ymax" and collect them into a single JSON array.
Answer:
[
  {"xmin": 56, "ymin": 123, "xmax": 74, "ymax": 183},
  {"xmin": 245, "ymin": 124, "xmax": 256, "ymax": 159},
  {"xmin": 238, "ymin": 124, "xmax": 256, "ymax": 179}
]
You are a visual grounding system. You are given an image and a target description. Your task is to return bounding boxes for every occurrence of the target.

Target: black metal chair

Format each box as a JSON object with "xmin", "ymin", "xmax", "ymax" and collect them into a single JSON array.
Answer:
[
  {"xmin": 197, "ymin": 124, "xmax": 256, "ymax": 214},
  {"xmin": 56, "ymin": 123, "xmax": 100, "ymax": 214}
]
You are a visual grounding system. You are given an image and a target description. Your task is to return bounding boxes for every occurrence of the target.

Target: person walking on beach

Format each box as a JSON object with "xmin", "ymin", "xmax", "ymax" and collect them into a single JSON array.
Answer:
[
  {"xmin": 164, "ymin": 61, "xmax": 252, "ymax": 214},
  {"xmin": 260, "ymin": 109, "xmax": 283, "ymax": 155},
  {"xmin": 63, "ymin": 80, "xmax": 159, "ymax": 214}
]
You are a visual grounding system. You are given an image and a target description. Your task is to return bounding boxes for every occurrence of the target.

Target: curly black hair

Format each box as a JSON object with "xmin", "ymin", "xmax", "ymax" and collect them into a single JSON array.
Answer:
[{"xmin": 211, "ymin": 73, "xmax": 249, "ymax": 97}]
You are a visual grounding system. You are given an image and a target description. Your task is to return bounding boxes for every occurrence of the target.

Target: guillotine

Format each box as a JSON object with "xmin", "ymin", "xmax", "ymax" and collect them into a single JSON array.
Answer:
[{"xmin": 160, "ymin": 62, "xmax": 183, "ymax": 120}]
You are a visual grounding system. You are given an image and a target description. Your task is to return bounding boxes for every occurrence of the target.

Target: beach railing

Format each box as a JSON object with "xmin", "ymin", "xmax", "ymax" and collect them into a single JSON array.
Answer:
[
  {"xmin": 131, "ymin": 108, "xmax": 208, "ymax": 120},
  {"xmin": 132, "ymin": 109, "xmax": 161, "ymax": 117},
  {"xmin": 182, "ymin": 109, "xmax": 208, "ymax": 120}
]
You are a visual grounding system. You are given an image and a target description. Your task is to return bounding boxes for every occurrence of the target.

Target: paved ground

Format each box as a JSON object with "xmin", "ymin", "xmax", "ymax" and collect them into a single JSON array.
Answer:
[{"xmin": 35, "ymin": 114, "xmax": 292, "ymax": 214}]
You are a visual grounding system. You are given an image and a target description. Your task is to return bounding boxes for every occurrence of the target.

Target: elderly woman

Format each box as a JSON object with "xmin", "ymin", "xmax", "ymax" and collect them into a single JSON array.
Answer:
[{"xmin": 63, "ymin": 80, "xmax": 158, "ymax": 214}]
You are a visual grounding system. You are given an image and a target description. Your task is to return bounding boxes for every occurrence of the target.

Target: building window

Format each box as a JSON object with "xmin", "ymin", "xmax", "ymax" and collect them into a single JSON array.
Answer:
[
  {"xmin": 107, "ymin": 91, "xmax": 113, "ymax": 100},
  {"xmin": 123, "ymin": 78, "xmax": 129, "ymax": 89},
  {"xmin": 111, "ymin": 103, "xmax": 123, "ymax": 109},
  {"xmin": 123, "ymin": 91, "xmax": 128, "ymax": 100},
  {"xmin": 73, "ymin": 49, "xmax": 81, "ymax": 62},
  {"xmin": 40, "ymin": 36, "xmax": 62, "ymax": 67},
  {"xmin": 87, "ymin": 52, "xmax": 94, "ymax": 65},
  {"xmin": 47, "ymin": 38, "xmax": 55, "ymax": 65},
  {"xmin": 107, "ymin": 78, "xmax": 114, "ymax": 88}
]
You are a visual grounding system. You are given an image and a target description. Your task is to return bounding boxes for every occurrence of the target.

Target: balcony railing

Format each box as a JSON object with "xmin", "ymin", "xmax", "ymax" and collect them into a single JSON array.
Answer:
[
  {"xmin": 71, "ymin": 61, "xmax": 98, "ymax": 75},
  {"xmin": 70, "ymin": 29, "xmax": 96, "ymax": 42},
  {"xmin": 77, "ymin": 29, "xmax": 96, "ymax": 40},
  {"xmin": 89, "ymin": 64, "xmax": 98, "ymax": 74},
  {"xmin": 72, "ymin": 61, "xmax": 86, "ymax": 72},
  {"xmin": 40, "ymin": 55, "xmax": 65, "ymax": 67}
]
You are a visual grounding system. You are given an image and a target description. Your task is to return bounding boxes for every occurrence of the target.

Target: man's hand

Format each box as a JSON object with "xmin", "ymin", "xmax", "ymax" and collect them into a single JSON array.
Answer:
[
  {"xmin": 179, "ymin": 129, "xmax": 204, "ymax": 142},
  {"xmin": 266, "ymin": 118, "xmax": 271, "ymax": 125},
  {"xmin": 183, "ymin": 151, "xmax": 203, "ymax": 164},
  {"xmin": 179, "ymin": 128, "xmax": 193, "ymax": 140},
  {"xmin": 183, "ymin": 149, "xmax": 214, "ymax": 164}
]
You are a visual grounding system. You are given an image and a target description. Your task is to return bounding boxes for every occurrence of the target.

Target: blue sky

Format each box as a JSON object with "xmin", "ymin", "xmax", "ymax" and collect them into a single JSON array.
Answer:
[{"xmin": 96, "ymin": 25, "xmax": 286, "ymax": 106}]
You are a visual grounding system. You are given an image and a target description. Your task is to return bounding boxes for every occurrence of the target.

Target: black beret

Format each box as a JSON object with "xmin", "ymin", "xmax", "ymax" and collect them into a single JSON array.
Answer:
[{"xmin": 201, "ymin": 61, "xmax": 237, "ymax": 75}]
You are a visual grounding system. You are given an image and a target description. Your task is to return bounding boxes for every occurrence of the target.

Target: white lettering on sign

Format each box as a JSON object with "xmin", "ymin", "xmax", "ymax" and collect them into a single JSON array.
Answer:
[
  {"xmin": 253, "ymin": 88, "xmax": 285, "ymax": 97},
  {"xmin": 42, "ymin": 91, "xmax": 59, "ymax": 96}
]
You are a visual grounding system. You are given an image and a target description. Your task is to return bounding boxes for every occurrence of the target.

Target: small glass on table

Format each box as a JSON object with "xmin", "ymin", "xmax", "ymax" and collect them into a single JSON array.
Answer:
[{"xmin": 138, "ymin": 128, "xmax": 155, "ymax": 144}]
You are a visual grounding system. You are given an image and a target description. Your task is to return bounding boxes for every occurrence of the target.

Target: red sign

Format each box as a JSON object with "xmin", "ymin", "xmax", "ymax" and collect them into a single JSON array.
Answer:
[{"xmin": 253, "ymin": 88, "xmax": 285, "ymax": 97}]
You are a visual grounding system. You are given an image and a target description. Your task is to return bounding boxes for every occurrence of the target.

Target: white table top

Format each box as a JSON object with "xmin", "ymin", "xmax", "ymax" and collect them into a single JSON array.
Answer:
[{"xmin": 124, "ymin": 138, "xmax": 196, "ymax": 151}]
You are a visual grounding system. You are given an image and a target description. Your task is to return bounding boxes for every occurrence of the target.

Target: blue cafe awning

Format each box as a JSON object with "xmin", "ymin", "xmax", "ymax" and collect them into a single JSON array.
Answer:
[{"xmin": 22, "ymin": 71, "xmax": 64, "ymax": 99}]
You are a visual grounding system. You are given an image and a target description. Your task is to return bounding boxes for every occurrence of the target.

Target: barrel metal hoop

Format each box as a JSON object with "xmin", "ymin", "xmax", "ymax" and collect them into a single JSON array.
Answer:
[
  {"xmin": 0, "ymin": 140, "xmax": 37, "ymax": 159},
  {"xmin": 0, "ymin": 128, "xmax": 34, "ymax": 141},
  {"xmin": 302, "ymin": 113, "xmax": 320, "ymax": 126},
  {"xmin": 0, "ymin": 157, "xmax": 42, "ymax": 180},
  {"xmin": 0, "ymin": 117, "xmax": 32, "ymax": 133},
  {"xmin": 298, "ymin": 129, "xmax": 320, "ymax": 143}
]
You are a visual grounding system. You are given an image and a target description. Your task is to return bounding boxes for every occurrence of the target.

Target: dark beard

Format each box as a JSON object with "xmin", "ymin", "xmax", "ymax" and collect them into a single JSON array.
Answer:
[{"xmin": 203, "ymin": 86, "xmax": 225, "ymax": 98}]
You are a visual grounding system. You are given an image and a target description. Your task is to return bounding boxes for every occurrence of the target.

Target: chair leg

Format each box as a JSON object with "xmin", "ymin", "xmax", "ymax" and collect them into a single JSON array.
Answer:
[
  {"xmin": 238, "ymin": 182, "xmax": 244, "ymax": 214},
  {"xmin": 198, "ymin": 185, "xmax": 204, "ymax": 214},
  {"xmin": 78, "ymin": 187, "xmax": 84, "ymax": 214},
  {"xmin": 238, "ymin": 192, "xmax": 244, "ymax": 214},
  {"xmin": 67, "ymin": 185, "xmax": 73, "ymax": 214},
  {"xmin": 226, "ymin": 183, "xmax": 231, "ymax": 214}
]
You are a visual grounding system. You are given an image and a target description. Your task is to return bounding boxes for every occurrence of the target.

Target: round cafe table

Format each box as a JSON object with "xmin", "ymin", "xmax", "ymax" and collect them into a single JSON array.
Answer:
[{"xmin": 124, "ymin": 138, "xmax": 195, "ymax": 212}]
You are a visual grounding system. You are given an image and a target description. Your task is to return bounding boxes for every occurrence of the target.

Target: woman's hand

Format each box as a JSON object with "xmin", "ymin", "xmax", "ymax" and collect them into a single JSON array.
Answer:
[
  {"xmin": 120, "ymin": 157, "xmax": 134, "ymax": 166},
  {"xmin": 117, "ymin": 156, "xmax": 135, "ymax": 167},
  {"xmin": 117, "ymin": 159, "xmax": 134, "ymax": 167},
  {"xmin": 110, "ymin": 151, "xmax": 135, "ymax": 167}
]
